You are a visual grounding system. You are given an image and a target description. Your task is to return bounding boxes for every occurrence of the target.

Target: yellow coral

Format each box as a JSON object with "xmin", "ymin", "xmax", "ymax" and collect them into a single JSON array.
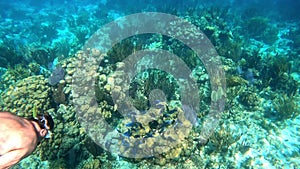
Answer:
[{"xmin": 0, "ymin": 75, "xmax": 51, "ymax": 118}]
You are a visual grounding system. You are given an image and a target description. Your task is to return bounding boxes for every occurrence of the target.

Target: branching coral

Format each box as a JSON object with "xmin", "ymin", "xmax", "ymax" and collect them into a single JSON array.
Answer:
[
  {"xmin": 273, "ymin": 94, "xmax": 299, "ymax": 120},
  {"xmin": 206, "ymin": 125, "xmax": 240, "ymax": 154},
  {"xmin": 260, "ymin": 55, "xmax": 298, "ymax": 96}
]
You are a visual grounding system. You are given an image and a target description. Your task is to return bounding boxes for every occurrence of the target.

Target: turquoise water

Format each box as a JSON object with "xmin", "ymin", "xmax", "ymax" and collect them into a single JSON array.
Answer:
[{"xmin": 0, "ymin": 0, "xmax": 299, "ymax": 168}]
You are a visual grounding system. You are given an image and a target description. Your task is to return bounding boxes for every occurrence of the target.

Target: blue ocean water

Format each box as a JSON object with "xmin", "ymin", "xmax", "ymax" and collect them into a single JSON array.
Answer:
[{"xmin": 0, "ymin": 0, "xmax": 299, "ymax": 168}]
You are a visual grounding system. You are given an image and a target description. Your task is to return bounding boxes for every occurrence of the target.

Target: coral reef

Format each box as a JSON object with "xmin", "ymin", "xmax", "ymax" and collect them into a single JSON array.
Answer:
[
  {"xmin": 37, "ymin": 104, "xmax": 85, "ymax": 163},
  {"xmin": 27, "ymin": 47, "xmax": 58, "ymax": 67},
  {"xmin": 0, "ymin": 40, "xmax": 24, "ymax": 68},
  {"xmin": 226, "ymin": 75, "xmax": 249, "ymax": 87},
  {"xmin": 77, "ymin": 157, "xmax": 101, "ymax": 169},
  {"xmin": 0, "ymin": 75, "xmax": 51, "ymax": 118},
  {"xmin": 260, "ymin": 55, "xmax": 298, "ymax": 96},
  {"xmin": 71, "ymin": 47, "xmax": 208, "ymax": 165},
  {"xmin": 0, "ymin": 2, "xmax": 300, "ymax": 168},
  {"xmin": 238, "ymin": 89, "xmax": 260, "ymax": 110},
  {"xmin": 272, "ymin": 94, "xmax": 299, "ymax": 121},
  {"xmin": 205, "ymin": 125, "xmax": 240, "ymax": 154},
  {"xmin": 48, "ymin": 158, "xmax": 68, "ymax": 169},
  {"xmin": 0, "ymin": 64, "xmax": 31, "ymax": 90},
  {"xmin": 244, "ymin": 16, "xmax": 278, "ymax": 44}
]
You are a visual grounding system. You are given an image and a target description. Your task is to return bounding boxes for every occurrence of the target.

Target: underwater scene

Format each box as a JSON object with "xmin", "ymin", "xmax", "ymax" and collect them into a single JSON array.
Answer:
[{"xmin": 0, "ymin": 0, "xmax": 299, "ymax": 168}]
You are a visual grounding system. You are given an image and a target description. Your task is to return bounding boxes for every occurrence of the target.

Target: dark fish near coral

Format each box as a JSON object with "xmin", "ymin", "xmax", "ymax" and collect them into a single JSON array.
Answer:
[
  {"xmin": 237, "ymin": 66, "xmax": 256, "ymax": 85},
  {"xmin": 245, "ymin": 69, "xmax": 256, "ymax": 85},
  {"xmin": 182, "ymin": 105, "xmax": 199, "ymax": 126},
  {"xmin": 48, "ymin": 65, "xmax": 65, "ymax": 86},
  {"xmin": 123, "ymin": 131, "xmax": 131, "ymax": 137}
]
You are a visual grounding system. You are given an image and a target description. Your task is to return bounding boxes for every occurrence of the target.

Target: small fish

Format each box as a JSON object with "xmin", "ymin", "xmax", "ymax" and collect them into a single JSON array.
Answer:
[
  {"xmin": 123, "ymin": 131, "xmax": 131, "ymax": 137},
  {"xmin": 164, "ymin": 119, "xmax": 173, "ymax": 126},
  {"xmin": 125, "ymin": 122, "xmax": 136, "ymax": 127},
  {"xmin": 125, "ymin": 121, "xmax": 142, "ymax": 128},
  {"xmin": 145, "ymin": 132, "xmax": 153, "ymax": 138},
  {"xmin": 245, "ymin": 69, "xmax": 256, "ymax": 85},
  {"xmin": 169, "ymin": 109, "xmax": 177, "ymax": 114}
]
